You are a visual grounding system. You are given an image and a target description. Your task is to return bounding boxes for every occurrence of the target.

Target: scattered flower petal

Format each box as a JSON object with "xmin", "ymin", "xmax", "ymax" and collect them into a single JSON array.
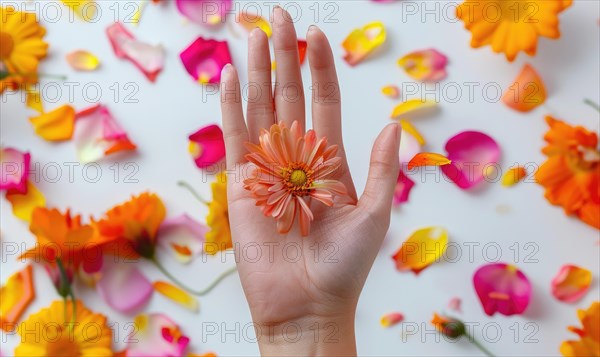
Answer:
[
  {"xmin": 442, "ymin": 131, "xmax": 501, "ymax": 190},
  {"xmin": 380, "ymin": 312, "xmax": 404, "ymax": 328},
  {"xmin": 96, "ymin": 261, "xmax": 153, "ymax": 314},
  {"xmin": 342, "ymin": 21, "xmax": 386, "ymax": 66},
  {"xmin": 502, "ymin": 64, "xmax": 547, "ymax": 112},
  {"xmin": 560, "ymin": 302, "xmax": 600, "ymax": 357},
  {"xmin": 399, "ymin": 120, "xmax": 425, "ymax": 145},
  {"xmin": 381, "ymin": 85, "xmax": 400, "ymax": 99},
  {"xmin": 236, "ymin": 12, "xmax": 272, "ymax": 37},
  {"xmin": 127, "ymin": 313, "xmax": 190, "ymax": 357},
  {"xmin": 25, "ymin": 85, "xmax": 43, "ymax": 113},
  {"xmin": 0, "ymin": 148, "xmax": 30, "ymax": 193},
  {"xmin": 66, "ymin": 50, "xmax": 100, "ymax": 71},
  {"xmin": 298, "ymin": 40, "xmax": 308, "ymax": 65},
  {"xmin": 393, "ymin": 171, "xmax": 415, "ymax": 206},
  {"xmin": 502, "ymin": 166, "xmax": 527, "ymax": 187},
  {"xmin": 158, "ymin": 214, "xmax": 207, "ymax": 264},
  {"xmin": 390, "ymin": 99, "xmax": 437, "ymax": 119},
  {"xmin": 473, "ymin": 263, "xmax": 531, "ymax": 316},
  {"xmin": 0, "ymin": 265, "xmax": 34, "ymax": 332},
  {"xmin": 175, "ymin": 0, "xmax": 232, "ymax": 27},
  {"xmin": 448, "ymin": 297, "xmax": 462, "ymax": 312},
  {"xmin": 408, "ymin": 153, "xmax": 452, "ymax": 170},
  {"xmin": 154, "ymin": 281, "xmax": 199, "ymax": 312},
  {"xmin": 188, "ymin": 125, "xmax": 226, "ymax": 169},
  {"xmin": 392, "ymin": 226, "xmax": 448, "ymax": 274},
  {"xmin": 398, "ymin": 49, "xmax": 448, "ymax": 82},
  {"xmin": 106, "ymin": 22, "xmax": 165, "ymax": 82},
  {"xmin": 60, "ymin": 0, "xmax": 97, "ymax": 21},
  {"xmin": 399, "ymin": 130, "xmax": 422, "ymax": 165},
  {"xmin": 180, "ymin": 37, "xmax": 232, "ymax": 85},
  {"xmin": 74, "ymin": 104, "xmax": 137, "ymax": 163},
  {"xmin": 29, "ymin": 105, "xmax": 76, "ymax": 142},
  {"xmin": 205, "ymin": 172, "xmax": 232, "ymax": 254},
  {"xmin": 5, "ymin": 182, "xmax": 46, "ymax": 223},
  {"xmin": 551, "ymin": 265, "xmax": 592, "ymax": 303}
]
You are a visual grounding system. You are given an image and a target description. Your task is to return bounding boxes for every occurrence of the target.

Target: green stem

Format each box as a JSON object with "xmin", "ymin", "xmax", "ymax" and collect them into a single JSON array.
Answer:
[
  {"xmin": 55, "ymin": 259, "xmax": 76, "ymax": 332},
  {"xmin": 0, "ymin": 69, "xmax": 66, "ymax": 81},
  {"xmin": 465, "ymin": 331, "xmax": 495, "ymax": 357},
  {"xmin": 177, "ymin": 180, "xmax": 209, "ymax": 205},
  {"xmin": 152, "ymin": 258, "xmax": 237, "ymax": 296},
  {"xmin": 584, "ymin": 99, "xmax": 600, "ymax": 113}
]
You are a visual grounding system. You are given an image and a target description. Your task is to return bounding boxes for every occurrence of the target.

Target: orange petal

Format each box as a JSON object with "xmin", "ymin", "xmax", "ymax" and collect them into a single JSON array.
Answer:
[
  {"xmin": 66, "ymin": 50, "xmax": 100, "ymax": 71},
  {"xmin": 390, "ymin": 99, "xmax": 437, "ymax": 119},
  {"xmin": 236, "ymin": 12, "xmax": 272, "ymax": 37},
  {"xmin": 392, "ymin": 226, "xmax": 448, "ymax": 274},
  {"xmin": 29, "ymin": 105, "xmax": 75, "ymax": 141},
  {"xmin": 551, "ymin": 265, "xmax": 592, "ymax": 303},
  {"xmin": 342, "ymin": 21, "xmax": 386, "ymax": 66},
  {"xmin": 0, "ymin": 265, "xmax": 35, "ymax": 332},
  {"xmin": 502, "ymin": 166, "xmax": 527, "ymax": 187},
  {"xmin": 407, "ymin": 153, "xmax": 451, "ymax": 170},
  {"xmin": 502, "ymin": 64, "xmax": 547, "ymax": 112},
  {"xmin": 380, "ymin": 312, "xmax": 404, "ymax": 328},
  {"xmin": 5, "ymin": 182, "xmax": 46, "ymax": 222},
  {"xmin": 153, "ymin": 281, "xmax": 199, "ymax": 312}
]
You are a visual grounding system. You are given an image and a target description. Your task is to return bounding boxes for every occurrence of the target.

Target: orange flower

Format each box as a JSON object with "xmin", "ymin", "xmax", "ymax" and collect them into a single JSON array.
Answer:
[
  {"xmin": 535, "ymin": 116, "xmax": 600, "ymax": 229},
  {"xmin": 560, "ymin": 301, "xmax": 600, "ymax": 356},
  {"xmin": 456, "ymin": 0, "xmax": 572, "ymax": 61},
  {"xmin": 95, "ymin": 192, "xmax": 166, "ymax": 259},
  {"xmin": 431, "ymin": 313, "xmax": 465, "ymax": 339},
  {"xmin": 244, "ymin": 121, "xmax": 348, "ymax": 236}
]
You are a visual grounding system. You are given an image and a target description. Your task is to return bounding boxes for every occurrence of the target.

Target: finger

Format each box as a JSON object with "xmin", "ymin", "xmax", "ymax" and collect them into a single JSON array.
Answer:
[
  {"xmin": 272, "ymin": 5, "xmax": 305, "ymax": 130},
  {"xmin": 358, "ymin": 123, "xmax": 401, "ymax": 215},
  {"xmin": 246, "ymin": 27, "xmax": 275, "ymax": 142},
  {"xmin": 220, "ymin": 64, "xmax": 249, "ymax": 170},
  {"xmin": 306, "ymin": 25, "xmax": 357, "ymax": 200}
]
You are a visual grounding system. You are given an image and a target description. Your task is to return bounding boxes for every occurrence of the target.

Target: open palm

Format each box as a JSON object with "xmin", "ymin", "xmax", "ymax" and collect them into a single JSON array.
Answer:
[{"xmin": 220, "ymin": 7, "xmax": 401, "ymax": 352}]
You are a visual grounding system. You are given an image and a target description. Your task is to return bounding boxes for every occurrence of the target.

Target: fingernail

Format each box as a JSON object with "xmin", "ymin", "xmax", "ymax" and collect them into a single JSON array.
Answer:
[
  {"xmin": 308, "ymin": 24, "xmax": 319, "ymax": 32},
  {"xmin": 222, "ymin": 63, "xmax": 232, "ymax": 77}
]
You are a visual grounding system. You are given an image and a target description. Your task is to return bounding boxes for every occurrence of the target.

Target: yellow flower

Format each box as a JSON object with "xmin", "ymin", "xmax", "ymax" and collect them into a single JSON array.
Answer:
[
  {"xmin": 205, "ymin": 172, "xmax": 232, "ymax": 254},
  {"xmin": 15, "ymin": 300, "xmax": 112, "ymax": 357},
  {"xmin": 456, "ymin": 0, "xmax": 572, "ymax": 61},
  {"xmin": 561, "ymin": 302, "xmax": 600, "ymax": 356},
  {"xmin": 0, "ymin": 6, "xmax": 48, "ymax": 92}
]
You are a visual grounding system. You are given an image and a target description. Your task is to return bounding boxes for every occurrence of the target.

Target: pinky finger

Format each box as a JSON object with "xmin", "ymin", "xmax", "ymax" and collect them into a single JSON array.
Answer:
[{"xmin": 220, "ymin": 64, "xmax": 249, "ymax": 170}]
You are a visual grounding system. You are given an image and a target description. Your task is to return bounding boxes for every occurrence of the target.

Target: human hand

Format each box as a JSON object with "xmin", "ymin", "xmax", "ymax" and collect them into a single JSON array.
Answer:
[{"xmin": 220, "ymin": 6, "xmax": 401, "ymax": 356}]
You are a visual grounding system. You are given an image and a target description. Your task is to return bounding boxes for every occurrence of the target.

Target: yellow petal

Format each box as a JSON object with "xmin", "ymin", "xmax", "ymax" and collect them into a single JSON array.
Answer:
[
  {"xmin": 407, "ymin": 153, "xmax": 451, "ymax": 170},
  {"xmin": 399, "ymin": 120, "xmax": 425, "ymax": 145},
  {"xmin": 153, "ymin": 281, "xmax": 199, "ymax": 312},
  {"xmin": 5, "ymin": 182, "xmax": 46, "ymax": 223},
  {"xmin": 25, "ymin": 86, "xmax": 43, "ymax": 113},
  {"xmin": 392, "ymin": 227, "xmax": 448, "ymax": 274},
  {"xmin": 0, "ymin": 265, "xmax": 35, "ymax": 332},
  {"xmin": 342, "ymin": 21, "xmax": 386, "ymax": 66},
  {"xmin": 61, "ymin": 0, "xmax": 97, "ymax": 21},
  {"xmin": 501, "ymin": 166, "xmax": 527, "ymax": 187},
  {"xmin": 236, "ymin": 12, "xmax": 272, "ymax": 37},
  {"xmin": 380, "ymin": 312, "xmax": 404, "ymax": 328},
  {"xmin": 29, "ymin": 105, "xmax": 75, "ymax": 141},
  {"xmin": 66, "ymin": 50, "xmax": 100, "ymax": 71},
  {"xmin": 381, "ymin": 85, "xmax": 400, "ymax": 99},
  {"xmin": 390, "ymin": 99, "xmax": 437, "ymax": 119}
]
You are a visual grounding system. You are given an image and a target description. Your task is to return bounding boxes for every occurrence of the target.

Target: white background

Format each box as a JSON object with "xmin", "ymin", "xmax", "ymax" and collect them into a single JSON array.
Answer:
[{"xmin": 1, "ymin": 0, "xmax": 599, "ymax": 356}]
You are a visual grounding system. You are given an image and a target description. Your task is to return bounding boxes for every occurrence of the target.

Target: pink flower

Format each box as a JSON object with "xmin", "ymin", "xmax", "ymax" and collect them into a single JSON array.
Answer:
[
  {"xmin": 244, "ymin": 121, "xmax": 348, "ymax": 236},
  {"xmin": 473, "ymin": 263, "xmax": 532, "ymax": 316},
  {"xmin": 180, "ymin": 37, "xmax": 232, "ymax": 85},
  {"xmin": 188, "ymin": 125, "xmax": 226, "ymax": 168}
]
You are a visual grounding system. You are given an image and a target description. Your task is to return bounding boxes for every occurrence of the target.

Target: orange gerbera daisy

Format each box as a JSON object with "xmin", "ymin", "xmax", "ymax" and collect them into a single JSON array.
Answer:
[
  {"xmin": 560, "ymin": 301, "xmax": 600, "ymax": 356},
  {"xmin": 244, "ymin": 121, "xmax": 348, "ymax": 236},
  {"xmin": 95, "ymin": 192, "xmax": 166, "ymax": 259},
  {"xmin": 535, "ymin": 116, "xmax": 600, "ymax": 230},
  {"xmin": 456, "ymin": 0, "xmax": 572, "ymax": 61}
]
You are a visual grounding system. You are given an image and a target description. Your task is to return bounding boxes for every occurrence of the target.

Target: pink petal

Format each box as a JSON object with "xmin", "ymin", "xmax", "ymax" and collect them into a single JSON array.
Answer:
[
  {"xmin": 180, "ymin": 37, "xmax": 232, "ymax": 84},
  {"xmin": 175, "ymin": 0, "xmax": 232, "ymax": 27},
  {"xmin": 106, "ymin": 22, "xmax": 165, "ymax": 82},
  {"xmin": 0, "ymin": 148, "xmax": 30, "ymax": 193},
  {"xmin": 126, "ymin": 313, "xmax": 190, "ymax": 357},
  {"xmin": 97, "ymin": 260, "xmax": 153, "ymax": 314},
  {"xmin": 448, "ymin": 297, "xmax": 462, "ymax": 312},
  {"xmin": 74, "ymin": 104, "xmax": 137, "ymax": 163},
  {"xmin": 188, "ymin": 125, "xmax": 226, "ymax": 168},
  {"xmin": 473, "ymin": 263, "xmax": 531, "ymax": 316},
  {"xmin": 441, "ymin": 131, "xmax": 500, "ymax": 190},
  {"xmin": 393, "ymin": 171, "xmax": 415, "ymax": 206},
  {"xmin": 551, "ymin": 264, "xmax": 592, "ymax": 303},
  {"xmin": 157, "ymin": 214, "xmax": 207, "ymax": 264}
]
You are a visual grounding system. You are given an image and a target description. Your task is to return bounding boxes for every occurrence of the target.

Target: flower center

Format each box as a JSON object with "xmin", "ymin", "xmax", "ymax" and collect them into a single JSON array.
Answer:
[
  {"xmin": 283, "ymin": 163, "xmax": 313, "ymax": 196},
  {"xmin": 0, "ymin": 32, "xmax": 14, "ymax": 60},
  {"xmin": 45, "ymin": 331, "xmax": 81, "ymax": 357},
  {"xmin": 290, "ymin": 169, "xmax": 307, "ymax": 186}
]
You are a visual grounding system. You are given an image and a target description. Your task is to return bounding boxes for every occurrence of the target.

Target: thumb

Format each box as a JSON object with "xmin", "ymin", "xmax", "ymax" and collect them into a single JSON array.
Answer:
[{"xmin": 358, "ymin": 123, "xmax": 401, "ymax": 216}]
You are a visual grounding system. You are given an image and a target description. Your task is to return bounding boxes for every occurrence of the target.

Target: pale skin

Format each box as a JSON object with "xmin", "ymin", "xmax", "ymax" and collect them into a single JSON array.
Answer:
[{"xmin": 220, "ymin": 6, "xmax": 401, "ymax": 356}]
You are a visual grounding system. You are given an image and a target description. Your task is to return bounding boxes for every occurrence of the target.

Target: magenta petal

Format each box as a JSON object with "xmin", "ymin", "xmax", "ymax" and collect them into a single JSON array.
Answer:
[
  {"xmin": 393, "ymin": 171, "xmax": 415, "ymax": 206},
  {"xmin": 106, "ymin": 22, "xmax": 165, "ymax": 82},
  {"xmin": 0, "ymin": 148, "xmax": 30, "ymax": 193},
  {"xmin": 188, "ymin": 124, "xmax": 226, "ymax": 168},
  {"xmin": 97, "ymin": 260, "xmax": 153, "ymax": 314},
  {"xmin": 473, "ymin": 263, "xmax": 531, "ymax": 316},
  {"xmin": 180, "ymin": 37, "xmax": 232, "ymax": 84},
  {"xmin": 441, "ymin": 131, "xmax": 500, "ymax": 189},
  {"xmin": 158, "ymin": 214, "xmax": 207, "ymax": 264},
  {"xmin": 175, "ymin": 0, "xmax": 232, "ymax": 26}
]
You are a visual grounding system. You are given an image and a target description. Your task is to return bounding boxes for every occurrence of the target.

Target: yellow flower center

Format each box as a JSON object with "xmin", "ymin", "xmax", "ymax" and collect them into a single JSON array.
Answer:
[
  {"xmin": 45, "ymin": 332, "xmax": 81, "ymax": 357},
  {"xmin": 290, "ymin": 169, "xmax": 307, "ymax": 186},
  {"xmin": 0, "ymin": 32, "xmax": 14, "ymax": 60},
  {"xmin": 283, "ymin": 163, "xmax": 313, "ymax": 196}
]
